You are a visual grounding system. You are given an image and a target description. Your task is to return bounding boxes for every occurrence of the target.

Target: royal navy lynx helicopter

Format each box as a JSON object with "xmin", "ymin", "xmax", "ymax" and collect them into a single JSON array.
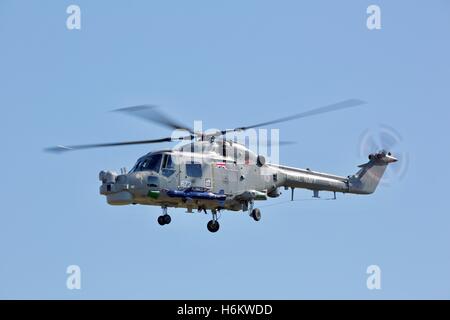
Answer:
[{"xmin": 47, "ymin": 99, "xmax": 397, "ymax": 233}]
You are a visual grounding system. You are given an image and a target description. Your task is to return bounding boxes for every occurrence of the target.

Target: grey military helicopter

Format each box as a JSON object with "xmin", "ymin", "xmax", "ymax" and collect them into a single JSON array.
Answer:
[{"xmin": 46, "ymin": 99, "xmax": 397, "ymax": 233}]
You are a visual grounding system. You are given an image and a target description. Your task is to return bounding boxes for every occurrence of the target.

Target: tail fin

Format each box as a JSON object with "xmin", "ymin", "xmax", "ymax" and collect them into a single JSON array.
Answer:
[{"xmin": 349, "ymin": 151, "xmax": 398, "ymax": 194}]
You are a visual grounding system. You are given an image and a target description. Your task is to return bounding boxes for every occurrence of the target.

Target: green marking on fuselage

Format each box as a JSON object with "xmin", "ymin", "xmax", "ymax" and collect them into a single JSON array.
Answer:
[{"xmin": 147, "ymin": 190, "xmax": 160, "ymax": 199}]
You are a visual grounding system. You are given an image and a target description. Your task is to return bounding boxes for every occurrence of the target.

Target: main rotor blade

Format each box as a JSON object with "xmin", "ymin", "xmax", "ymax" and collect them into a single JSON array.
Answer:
[
  {"xmin": 113, "ymin": 105, "xmax": 194, "ymax": 134},
  {"xmin": 45, "ymin": 136, "xmax": 193, "ymax": 153},
  {"xmin": 225, "ymin": 99, "xmax": 366, "ymax": 133}
]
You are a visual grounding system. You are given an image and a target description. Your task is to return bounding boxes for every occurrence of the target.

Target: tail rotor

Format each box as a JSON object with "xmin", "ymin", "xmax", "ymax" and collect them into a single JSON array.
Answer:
[{"xmin": 358, "ymin": 125, "xmax": 408, "ymax": 186}]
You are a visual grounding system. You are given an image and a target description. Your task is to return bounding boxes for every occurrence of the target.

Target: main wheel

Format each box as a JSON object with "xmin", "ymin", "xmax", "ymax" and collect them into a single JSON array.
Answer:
[
  {"xmin": 163, "ymin": 214, "xmax": 171, "ymax": 225},
  {"xmin": 157, "ymin": 215, "xmax": 165, "ymax": 226},
  {"xmin": 251, "ymin": 208, "xmax": 261, "ymax": 222},
  {"xmin": 207, "ymin": 220, "xmax": 220, "ymax": 233}
]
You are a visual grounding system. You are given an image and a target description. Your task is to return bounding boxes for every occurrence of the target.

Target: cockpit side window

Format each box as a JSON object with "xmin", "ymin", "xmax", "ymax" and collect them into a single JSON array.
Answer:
[{"xmin": 161, "ymin": 154, "xmax": 175, "ymax": 177}]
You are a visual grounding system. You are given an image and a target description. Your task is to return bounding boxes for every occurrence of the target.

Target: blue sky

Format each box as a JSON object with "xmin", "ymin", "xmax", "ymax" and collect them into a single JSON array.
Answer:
[{"xmin": 1, "ymin": 0, "xmax": 449, "ymax": 299}]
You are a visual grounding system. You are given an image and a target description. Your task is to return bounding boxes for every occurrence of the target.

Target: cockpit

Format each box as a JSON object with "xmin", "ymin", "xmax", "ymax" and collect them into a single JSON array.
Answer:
[{"xmin": 130, "ymin": 152, "xmax": 175, "ymax": 177}]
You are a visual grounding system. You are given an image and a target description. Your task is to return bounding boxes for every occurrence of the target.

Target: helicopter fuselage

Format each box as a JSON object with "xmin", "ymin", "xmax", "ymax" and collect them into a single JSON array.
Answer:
[
  {"xmin": 99, "ymin": 141, "xmax": 280, "ymax": 212},
  {"xmin": 98, "ymin": 140, "xmax": 397, "ymax": 214}
]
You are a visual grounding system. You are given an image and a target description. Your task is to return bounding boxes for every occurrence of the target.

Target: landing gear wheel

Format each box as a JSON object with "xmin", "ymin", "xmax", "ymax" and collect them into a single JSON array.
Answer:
[
  {"xmin": 157, "ymin": 215, "xmax": 165, "ymax": 226},
  {"xmin": 163, "ymin": 214, "xmax": 171, "ymax": 225},
  {"xmin": 207, "ymin": 220, "xmax": 220, "ymax": 233},
  {"xmin": 251, "ymin": 208, "xmax": 261, "ymax": 222}
]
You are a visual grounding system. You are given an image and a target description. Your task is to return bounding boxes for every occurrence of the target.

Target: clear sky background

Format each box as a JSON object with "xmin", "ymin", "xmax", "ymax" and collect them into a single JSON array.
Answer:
[{"xmin": 1, "ymin": 0, "xmax": 449, "ymax": 299}]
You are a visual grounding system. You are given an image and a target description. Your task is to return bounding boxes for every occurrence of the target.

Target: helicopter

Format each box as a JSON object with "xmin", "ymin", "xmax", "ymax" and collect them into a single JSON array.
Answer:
[{"xmin": 46, "ymin": 99, "xmax": 398, "ymax": 233}]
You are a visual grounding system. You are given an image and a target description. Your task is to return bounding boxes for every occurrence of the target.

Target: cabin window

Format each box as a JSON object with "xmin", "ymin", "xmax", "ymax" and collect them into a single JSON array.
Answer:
[{"xmin": 186, "ymin": 162, "xmax": 202, "ymax": 178}]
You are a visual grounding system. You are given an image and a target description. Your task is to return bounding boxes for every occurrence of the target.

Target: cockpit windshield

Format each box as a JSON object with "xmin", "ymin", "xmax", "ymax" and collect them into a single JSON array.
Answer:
[{"xmin": 131, "ymin": 153, "xmax": 162, "ymax": 173}]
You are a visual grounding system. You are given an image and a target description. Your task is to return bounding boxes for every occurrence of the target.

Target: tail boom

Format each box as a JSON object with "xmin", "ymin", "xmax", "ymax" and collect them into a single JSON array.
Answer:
[{"xmin": 273, "ymin": 151, "xmax": 397, "ymax": 196}]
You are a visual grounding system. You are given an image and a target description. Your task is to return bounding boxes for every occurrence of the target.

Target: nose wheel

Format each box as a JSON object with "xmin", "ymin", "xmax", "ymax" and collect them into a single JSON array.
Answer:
[
  {"xmin": 248, "ymin": 201, "xmax": 261, "ymax": 222},
  {"xmin": 250, "ymin": 208, "xmax": 261, "ymax": 222},
  {"xmin": 207, "ymin": 209, "xmax": 220, "ymax": 233},
  {"xmin": 157, "ymin": 207, "xmax": 171, "ymax": 226}
]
